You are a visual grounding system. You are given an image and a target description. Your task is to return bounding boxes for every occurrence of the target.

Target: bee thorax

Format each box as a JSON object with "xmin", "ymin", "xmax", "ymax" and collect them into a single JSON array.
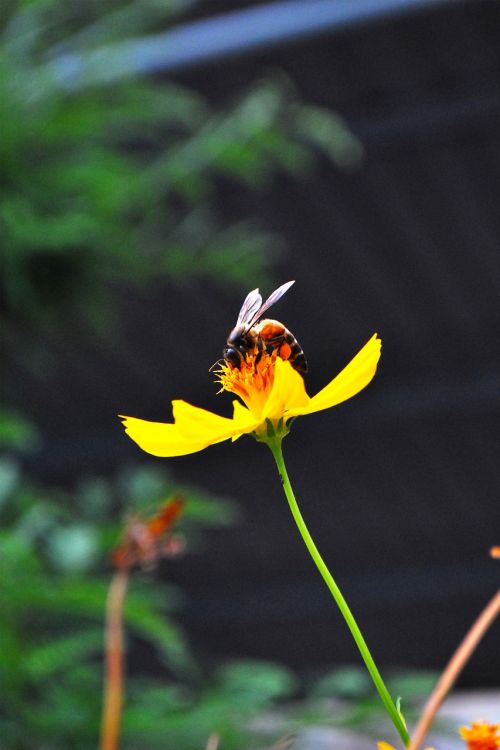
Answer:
[{"xmin": 223, "ymin": 283, "xmax": 307, "ymax": 374}]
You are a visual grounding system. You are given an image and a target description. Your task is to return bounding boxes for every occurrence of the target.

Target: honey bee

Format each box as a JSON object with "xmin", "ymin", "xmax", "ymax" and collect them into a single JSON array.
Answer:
[{"xmin": 223, "ymin": 280, "xmax": 307, "ymax": 373}]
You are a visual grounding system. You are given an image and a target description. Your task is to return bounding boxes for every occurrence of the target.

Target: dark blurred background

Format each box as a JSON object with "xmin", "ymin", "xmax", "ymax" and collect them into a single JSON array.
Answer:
[{"xmin": 2, "ymin": 0, "xmax": 499, "ymax": 732}]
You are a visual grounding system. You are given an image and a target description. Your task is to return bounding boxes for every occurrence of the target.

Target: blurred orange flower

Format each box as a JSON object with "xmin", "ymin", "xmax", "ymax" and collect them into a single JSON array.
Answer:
[
  {"xmin": 377, "ymin": 743, "xmax": 434, "ymax": 750},
  {"xmin": 459, "ymin": 721, "xmax": 500, "ymax": 750}
]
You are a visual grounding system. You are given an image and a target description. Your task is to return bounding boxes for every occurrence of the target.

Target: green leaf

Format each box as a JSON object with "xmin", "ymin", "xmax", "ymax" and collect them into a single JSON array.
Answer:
[
  {"xmin": 218, "ymin": 660, "xmax": 297, "ymax": 705},
  {"xmin": 124, "ymin": 587, "xmax": 199, "ymax": 678},
  {"xmin": 0, "ymin": 410, "xmax": 40, "ymax": 451},
  {"xmin": 24, "ymin": 628, "xmax": 103, "ymax": 680},
  {"xmin": 311, "ymin": 666, "xmax": 372, "ymax": 699}
]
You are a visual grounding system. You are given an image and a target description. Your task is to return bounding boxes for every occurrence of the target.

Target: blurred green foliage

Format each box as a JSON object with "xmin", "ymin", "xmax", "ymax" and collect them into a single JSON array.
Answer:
[
  {"xmin": 0, "ymin": 408, "xmax": 41, "ymax": 451},
  {"xmin": 1, "ymin": 4, "xmax": 430, "ymax": 747},
  {"xmin": 302, "ymin": 665, "xmax": 437, "ymax": 736},
  {"xmin": 0, "ymin": 451, "xmax": 300, "ymax": 749},
  {"xmin": 1, "ymin": 0, "xmax": 362, "ymax": 348}
]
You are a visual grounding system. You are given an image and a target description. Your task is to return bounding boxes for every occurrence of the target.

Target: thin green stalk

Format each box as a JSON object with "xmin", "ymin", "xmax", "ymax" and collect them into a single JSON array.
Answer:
[{"xmin": 267, "ymin": 436, "xmax": 410, "ymax": 747}]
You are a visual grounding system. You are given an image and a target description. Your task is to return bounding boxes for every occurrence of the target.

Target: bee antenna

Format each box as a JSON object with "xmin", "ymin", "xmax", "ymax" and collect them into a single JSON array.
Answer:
[{"xmin": 209, "ymin": 358, "xmax": 223, "ymax": 372}]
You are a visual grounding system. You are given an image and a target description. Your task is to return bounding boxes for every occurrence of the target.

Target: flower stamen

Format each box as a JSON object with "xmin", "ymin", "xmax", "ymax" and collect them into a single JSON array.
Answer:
[{"xmin": 215, "ymin": 351, "xmax": 277, "ymax": 418}]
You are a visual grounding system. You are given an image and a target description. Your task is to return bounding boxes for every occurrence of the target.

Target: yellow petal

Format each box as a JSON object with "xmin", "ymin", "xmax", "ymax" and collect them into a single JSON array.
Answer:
[
  {"xmin": 120, "ymin": 400, "xmax": 259, "ymax": 458},
  {"xmin": 263, "ymin": 356, "xmax": 310, "ymax": 421},
  {"xmin": 377, "ymin": 744, "xmax": 398, "ymax": 750},
  {"xmin": 171, "ymin": 400, "xmax": 248, "ymax": 442},
  {"xmin": 121, "ymin": 415, "xmax": 208, "ymax": 457},
  {"xmin": 231, "ymin": 399, "xmax": 259, "ymax": 441},
  {"xmin": 287, "ymin": 334, "xmax": 382, "ymax": 417}
]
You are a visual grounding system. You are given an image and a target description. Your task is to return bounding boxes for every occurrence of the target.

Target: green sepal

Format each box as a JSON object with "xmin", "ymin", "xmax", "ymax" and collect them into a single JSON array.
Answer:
[{"xmin": 253, "ymin": 417, "xmax": 291, "ymax": 445}]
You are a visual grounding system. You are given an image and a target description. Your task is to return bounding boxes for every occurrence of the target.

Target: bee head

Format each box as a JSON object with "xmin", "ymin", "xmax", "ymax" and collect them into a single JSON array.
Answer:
[{"xmin": 223, "ymin": 346, "xmax": 242, "ymax": 368}]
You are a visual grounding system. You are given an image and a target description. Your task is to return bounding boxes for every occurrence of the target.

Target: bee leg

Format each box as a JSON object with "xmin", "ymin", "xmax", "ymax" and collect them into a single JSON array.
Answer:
[
  {"xmin": 263, "ymin": 335, "xmax": 285, "ymax": 357},
  {"xmin": 254, "ymin": 337, "xmax": 264, "ymax": 367}
]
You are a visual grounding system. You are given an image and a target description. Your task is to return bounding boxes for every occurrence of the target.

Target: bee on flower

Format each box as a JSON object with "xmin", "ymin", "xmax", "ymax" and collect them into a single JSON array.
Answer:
[
  {"xmin": 118, "ymin": 283, "xmax": 403, "ymax": 743},
  {"xmin": 120, "ymin": 281, "xmax": 381, "ymax": 455}
]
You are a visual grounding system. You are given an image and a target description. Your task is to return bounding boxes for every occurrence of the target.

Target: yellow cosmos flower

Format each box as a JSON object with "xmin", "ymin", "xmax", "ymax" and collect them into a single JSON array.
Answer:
[
  {"xmin": 460, "ymin": 721, "xmax": 500, "ymax": 750},
  {"xmin": 119, "ymin": 328, "xmax": 405, "ymax": 741},
  {"xmin": 120, "ymin": 333, "xmax": 381, "ymax": 457}
]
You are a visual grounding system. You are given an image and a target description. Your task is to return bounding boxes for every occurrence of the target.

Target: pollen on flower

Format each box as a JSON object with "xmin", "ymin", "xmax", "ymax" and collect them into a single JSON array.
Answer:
[
  {"xmin": 215, "ymin": 351, "xmax": 277, "ymax": 415},
  {"xmin": 459, "ymin": 721, "xmax": 500, "ymax": 750}
]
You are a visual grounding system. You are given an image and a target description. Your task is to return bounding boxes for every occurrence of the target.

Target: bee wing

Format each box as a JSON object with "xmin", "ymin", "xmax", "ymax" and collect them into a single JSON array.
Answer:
[
  {"xmin": 236, "ymin": 288, "xmax": 262, "ymax": 326},
  {"xmin": 249, "ymin": 280, "xmax": 295, "ymax": 325}
]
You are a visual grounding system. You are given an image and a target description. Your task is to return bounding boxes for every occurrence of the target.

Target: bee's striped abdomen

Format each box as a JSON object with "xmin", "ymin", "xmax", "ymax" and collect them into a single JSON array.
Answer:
[{"xmin": 256, "ymin": 319, "xmax": 308, "ymax": 374}]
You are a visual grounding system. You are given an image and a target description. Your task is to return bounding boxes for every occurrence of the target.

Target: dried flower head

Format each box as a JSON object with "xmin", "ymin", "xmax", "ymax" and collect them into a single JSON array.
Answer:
[{"xmin": 112, "ymin": 497, "xmax": 185, "ymax": 571}]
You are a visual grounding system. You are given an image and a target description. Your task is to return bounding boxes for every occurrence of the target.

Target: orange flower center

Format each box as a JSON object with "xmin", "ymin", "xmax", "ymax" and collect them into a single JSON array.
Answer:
[
  {"xmin": 460, "ymin": 722, "xmax": 500, "ymax": 750},
  {"xmin": 215, "ymin": 351, "xmax": 276, "ymax": 418}
]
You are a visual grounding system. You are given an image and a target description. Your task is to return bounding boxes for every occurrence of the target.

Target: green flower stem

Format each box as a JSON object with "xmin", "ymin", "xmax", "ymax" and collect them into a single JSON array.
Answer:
[{"xmin": 267, "ymin": 436, "xmax": 410, "ymax": 748}]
